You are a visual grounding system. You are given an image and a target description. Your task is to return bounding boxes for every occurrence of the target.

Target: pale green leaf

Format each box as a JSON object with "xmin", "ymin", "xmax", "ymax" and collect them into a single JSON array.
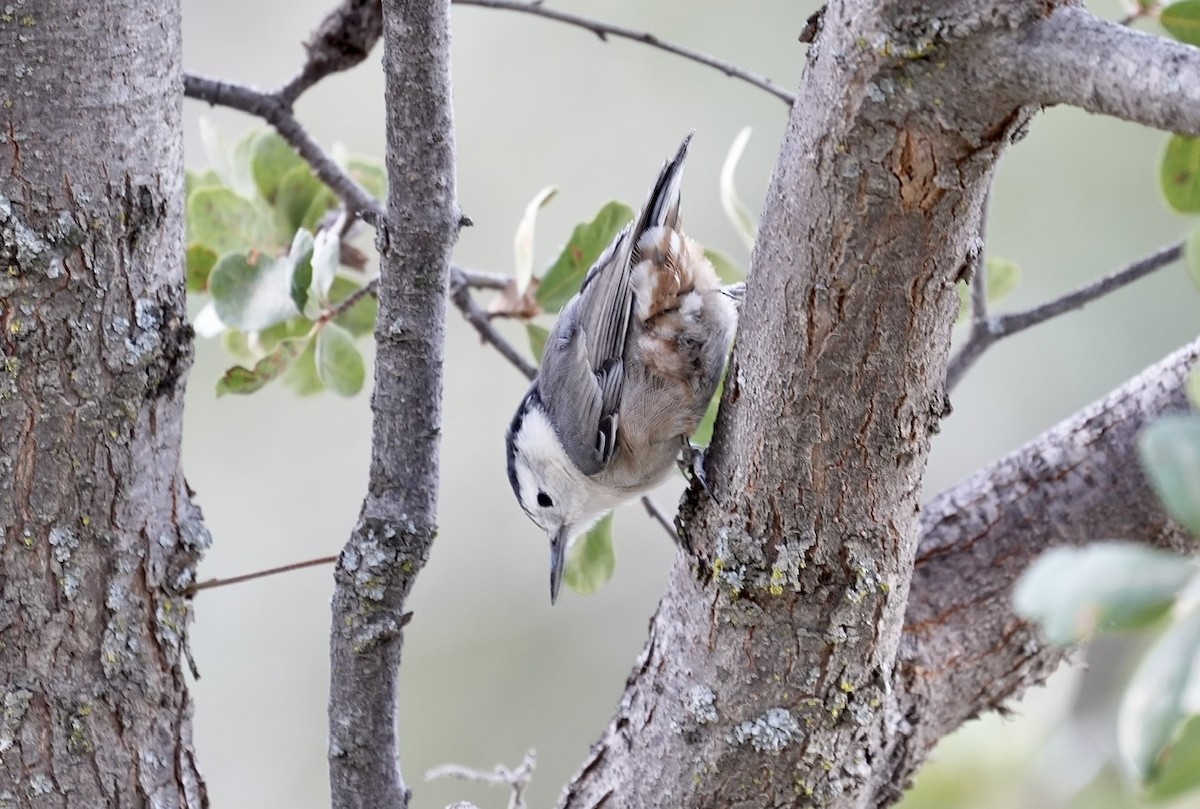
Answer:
[
  {"xmin": 186, "ymin": 243, "xmax": 218, "ymax": 293},
  {"xmin": 316, "ymin": 322, "xmax": 365, "ymax": 396},
  {"xmin": 215, "ymin": 337, "xmax": 308, "ymax": 397},
  {"xmin": 956, "ymin": 257, "xmax": 1022, "ymax": 322},
  {"xmin": 720, "ymin": 127, "xmax": 758, "ymax": 251},
  {"xmin": 310, "ymin": 227, "xmax": 340, "ymax": 306},
  {"xmin": 187, "ymin": 187, "xmax": 275, "ymax": 257},
  {"xmin": 276, "ymin": 163, "xmax": 328, "ymax": 235},
  {"xmin": 329, "ymin": 277, "xmax": 378, "ymax": 338},
  {"xmin": 1119, "ymin": 609, "xmax": 1200, "ymax": 798},
  {"xmin": 537, "ymin": 201, "xmax": 633, "ymax": 313},
  {"xmin": 1140, "ymin": 415, "xmax": 1200, "ymax": 537},
  {"xmin": 563, "ymin": 514, "xmax": 615, "ymax": 596},
  {"xmin": 514, "ymin": 186, "xmax": 558, "ymax": 294},
  {"xmin": 1188, "ymin": 366, "xmax": 1200, "ymax": 411},
  {"xmin": 251, "ymin": 130, "xmax": 304, "ymax": 203},
  {"xmin": 526, "ymin": 323, "xmax": 549, "ymax": 364},
  {"xmin": 208, "ymin": 252, "xmax": 301, "ymax": 332},
  {"xmin": 1013, "ymin": 543, "xmax": 1196, "ymax": 645},
  {"xmin": 1162, "ymin": 135, "xmax": 1200, "ymax": 213},
  {"xmin": 1185, "ymin": 225, "xmax": 1200, "ymax": 292},
  {"xmin": 283, "ymin": 339, "xmax": 324, "ymax": 396},
  {"xmin": 1163, "ymin": 0, "xmax": 1200, "ymax": 46},
  {"xmin": 704, "ymin": 246, "xmax": 746, "ymax": 284},
  {"xmin": 287, "ymin": 229, "xmax": 315, "ymax": 314}
]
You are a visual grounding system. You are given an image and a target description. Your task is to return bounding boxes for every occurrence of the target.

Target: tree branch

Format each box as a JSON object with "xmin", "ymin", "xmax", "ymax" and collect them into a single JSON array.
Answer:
[
  {"xmin": 947, "ymin": 241, "xmax": 1181, "ymax": 389},
  {"xmin": 184, "ymin": 73, "xmax": 379, "ymax": 217},
  {"xmin": 1003, "ymin": 6, "xmax": 1200, "ymax": 136},
  {"xmin": 896, "ymin": 337, "xmax": 1200, "ymax": 773},
  {"xmin": 281, "ymin": 0, "xmax": 385, "ymax": 105},
  {"xmin": 326, "ymin": 0, "xmax": 458, "ymax": 806},
  {"xmin": 453, "ymin": 0, "xmax": 795, "ymax": 105}
]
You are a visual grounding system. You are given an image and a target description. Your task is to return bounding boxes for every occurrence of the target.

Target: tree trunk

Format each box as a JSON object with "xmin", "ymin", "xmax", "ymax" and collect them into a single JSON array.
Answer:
[
  {"xmin": 0, "ymin": 1, "xmax": 206, "ymax": 806},
  {"xmin": 561, "ymin": 2, "xmax": 1200, "ymax": 807}
]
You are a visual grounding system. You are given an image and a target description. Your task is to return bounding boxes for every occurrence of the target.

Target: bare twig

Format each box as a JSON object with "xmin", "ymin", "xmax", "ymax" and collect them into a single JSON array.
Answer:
[
  {"xmin": 324, "ymin": 277, "xmax": 381, "ymax": 323},
  {"xmin": 188, "ymin": 555, "xmax": 339, "ymax": 594},
  {"xmin": 947, "ymin": 241, "xmax": 1182, "ymax": 390},
  {"xmin": 450, "ymin": 269, "xmax": 539, "ymax": 379},
  {"xmin": 456, "ymin": 267, "xmax": 512, "ymax": 290},
  {"xmin": 281, "ymin": 0, "xmax": 385, "ymax": 105},
  {"xmin": 426, "ymin": 750, "xmax": 536, "ymax": 809},
  {"xmin": 454, "ymin": 0, "xmax": 795, "ymax": 105}
]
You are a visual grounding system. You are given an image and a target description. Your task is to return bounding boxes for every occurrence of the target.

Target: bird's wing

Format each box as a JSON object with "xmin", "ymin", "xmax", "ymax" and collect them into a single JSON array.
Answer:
[{"xmin": 538, "ymin": 135, "xmax": 693, "ymax": 476}]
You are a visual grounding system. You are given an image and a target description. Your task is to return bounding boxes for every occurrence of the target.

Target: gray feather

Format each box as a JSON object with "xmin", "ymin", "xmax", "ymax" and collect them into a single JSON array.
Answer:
[{"xmin": 538, "ymin": 134, "xmax": 694, "ymax": 476}]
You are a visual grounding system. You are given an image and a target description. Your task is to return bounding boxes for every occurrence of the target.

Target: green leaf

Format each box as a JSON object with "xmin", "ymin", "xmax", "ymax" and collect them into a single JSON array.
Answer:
[
  {"xmin": 1185, "ymin": 225, "xmax": 1200, "ymax": 292},
  {"xmin": 1162, "ymin": 0, "xmax": 1200, "ymax": 46},
  {"xmin": 316, "ymin": 322, "xmax": 365, "ymax": 396},
  {"xmin": 198, "ymin": 118, "xmax": 244, "ymax": 197},
  {"xmin": 251, "ymin": 130, "xmax": 304, "ymax": 203},
  {"xmin": 1162, "ymin": 135, "xmax": 1200, "ymax": 213},
  {"xmin": 1188, "ymin": 366, "xmax": 1200, "ymax": 410},
  {"xmin": 704, "ymin": 247, "xmax": 746, "ymax": 285},
  {"xmin": 537, "ymin": 201, "xmax": 634, "ymax": 313},
  {"xmin": 514, "ymin": 186, "xmax": 558, "ymax": 294},
  {"xmin": 692, "ymin": 373, "xmax": 726, "ymax": 448},
  {"xmin": 1013, "ymin": 543, "xmax": 1196, "ymax": 645},
  {"xmin": 956, "ymin": 257, "xmax": 1022, "ymax": 322},
  {"xmin": 208, "ymin": 252, "xmax": 301, "ymax": 332},
  {"xmin": 1119, "ymin": 609, "xmax": 1200, "ymax": 798},
  {"xmin": 526, "ymin": 323, "xmax": 549, "ymax": 364},
  {"xmin": 563, "ymin": 514, "xmax": 615, "ymax": 596},
  {"xmin": 287, "ymin": 229, "xmax": 315, "ymax": 314},
  {"xmin": 283, "ymin": 339, "xmax": 324, "ymax": 395},
  {"xmin": 275, "ymin": 163, "xmax": 328, "ymax": 235},
  {"xmin": 215, "ymin": 337, "xmax": 308, "ymax": 396},
  {"xmin": 1140, "ymin": 414, "xmax": 1200, "ymax": 536},
  {"xmin": 720, "ymin": 126, "xmax": 758, "ymax": 251},
  {"xmin": 184, "ymin": 168, "xmax": 222, "ymax": 203},
  {"xmin": 346, "ymin": 157, "xmax": 387, "ymax": 201},
  {"xmin": 187, "ymin": 187, "xmax": 275, "ymax": 256},
  {"xmin": 186, "ymin": 243, "xmax": 219, "ymax": 292},
  {"xmin": 329, "ymin": 277, "xmax": 378, "ymax": 338}
]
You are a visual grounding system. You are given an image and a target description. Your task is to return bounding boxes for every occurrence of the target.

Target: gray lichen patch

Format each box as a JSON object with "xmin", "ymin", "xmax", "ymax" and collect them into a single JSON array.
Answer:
[
  {"xmin": 684, "ymin": 685, "xmax": 719, "ymax": 725},
  {"xmin": 47, "ymin": 525, "xmax": 81, "ymax": 599},
  {"xmin": 729, "ymin": 707, "xmax": 802, "ymax": 754},
  {"xmin": 0, "ymin": 688, "xmax": 32, "ymax": 754}
]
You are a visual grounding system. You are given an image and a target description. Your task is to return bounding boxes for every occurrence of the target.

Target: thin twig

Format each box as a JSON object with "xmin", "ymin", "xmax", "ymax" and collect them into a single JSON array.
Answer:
[
  {"xmin": 454, "ymin": 0, "xmax": 795, "ymax": 105},
  {"xmin": 450, "ymin": 268, "xmax": 539, "ymax": 379},
  {"xmin": 426, "ymin": 750, "xmax": 536, "ymax": 809},
  {"xmin": 325, "ymin": 277, "xmax": 380, "ymax": 323},
  {"xmin": 188, "ymin": 554, "xmax": 339, "ymax": 594},
  {"xmin": 456, "ymin": 267, "xmax": 512, "ymax": 290},
  {"xmin": 183, "ymin": 73, "xmax": 381, "ymax": 219},
  {"xmin": 947, "ymin": 241, "xmax": 1182, "ymax": 390},
  {"xmin": 642, "ymin": 496, "xmax": 677, "ymax": 537}
]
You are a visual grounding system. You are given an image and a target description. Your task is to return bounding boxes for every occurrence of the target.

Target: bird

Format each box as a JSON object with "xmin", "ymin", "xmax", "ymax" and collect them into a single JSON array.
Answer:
[{"xmin": 505, "ymin": 134, "xmax": 743, "ymax": 603}]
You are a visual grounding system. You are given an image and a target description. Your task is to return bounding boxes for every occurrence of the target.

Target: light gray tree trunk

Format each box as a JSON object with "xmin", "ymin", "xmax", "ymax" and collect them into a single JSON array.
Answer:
[
  {"xmin": 0, "ymin": 1, "xmax": 207, "ymax": 806},
  {"xmin": 560, "ymin": 2, "xmax": 1200, "ymax": 807}
]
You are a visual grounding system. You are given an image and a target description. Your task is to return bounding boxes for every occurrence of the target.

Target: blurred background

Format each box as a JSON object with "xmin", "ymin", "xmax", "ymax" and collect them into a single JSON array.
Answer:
[{"xmin": 180, "ymin": 0, "xmax": 1200, "ymax": 806}]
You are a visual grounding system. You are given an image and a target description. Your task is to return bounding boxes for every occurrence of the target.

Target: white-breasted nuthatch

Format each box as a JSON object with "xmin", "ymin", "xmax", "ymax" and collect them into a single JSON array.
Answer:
[{"xmin": 505, "ymin": 134, "xmax": 743, "ymax": 603}]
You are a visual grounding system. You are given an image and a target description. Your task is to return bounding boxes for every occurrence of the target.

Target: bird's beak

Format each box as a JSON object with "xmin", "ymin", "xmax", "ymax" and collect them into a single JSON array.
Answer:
[{"xmin": 549, "ymin": 526, "xmax": 569, "ymax": 605}]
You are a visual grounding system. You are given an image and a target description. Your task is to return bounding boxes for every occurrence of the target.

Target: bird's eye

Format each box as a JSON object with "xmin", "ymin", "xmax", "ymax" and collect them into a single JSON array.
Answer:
[{"xmin": 537, "ymin": 491, "xmax": 553, "ymax": 508}]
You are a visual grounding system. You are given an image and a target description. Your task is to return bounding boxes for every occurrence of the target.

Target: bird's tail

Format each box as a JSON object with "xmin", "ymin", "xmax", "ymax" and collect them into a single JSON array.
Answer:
[{"xmin": 635, "ymin": 132, "xmax": 693, "ymax": 234}]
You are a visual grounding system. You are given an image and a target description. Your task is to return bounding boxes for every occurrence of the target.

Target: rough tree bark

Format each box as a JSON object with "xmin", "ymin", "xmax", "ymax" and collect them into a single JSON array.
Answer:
[
  {"xmin": 559, "ymin": 3, "xmax": 1200, "ymax": 808},
  {"xmin": 0, "ymin": 0, "xmax": 207, "ymax": 807}
]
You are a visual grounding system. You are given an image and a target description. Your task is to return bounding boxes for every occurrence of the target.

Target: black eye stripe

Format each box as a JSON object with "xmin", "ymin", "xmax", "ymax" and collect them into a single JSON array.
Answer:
[{"xmin": 537, "ymin": 491, "xmax": 553, "ymax": 508}]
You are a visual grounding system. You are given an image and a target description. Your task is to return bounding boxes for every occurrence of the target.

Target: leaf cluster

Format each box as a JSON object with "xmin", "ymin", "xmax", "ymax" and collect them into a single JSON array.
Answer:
[{"xmin": 186, "ymin": 121, "xmax": 383, "ymax": 396}]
